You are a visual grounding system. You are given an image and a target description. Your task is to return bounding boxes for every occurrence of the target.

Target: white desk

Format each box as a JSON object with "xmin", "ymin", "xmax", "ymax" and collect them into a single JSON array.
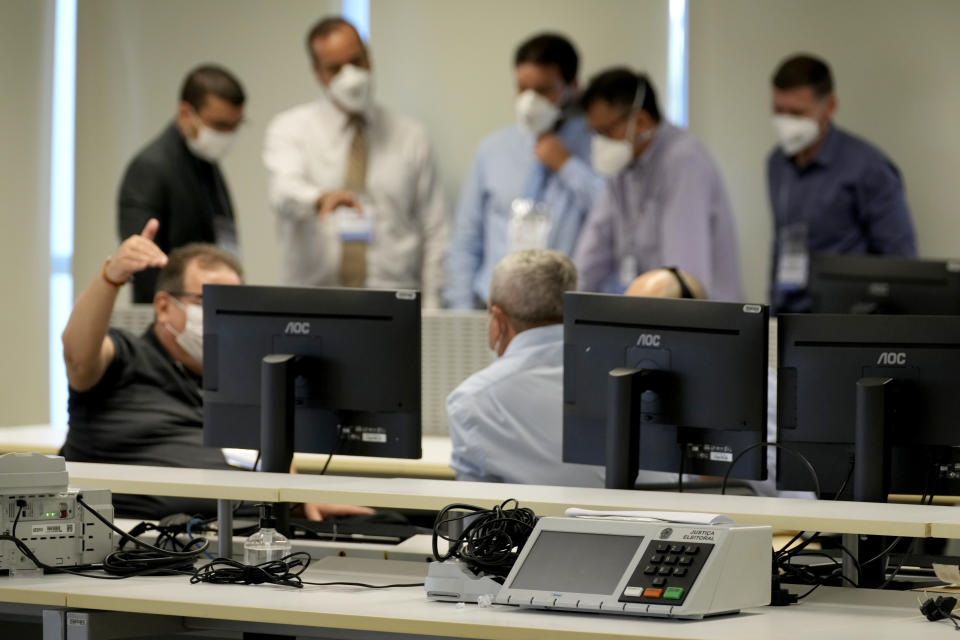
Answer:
[
  {"xmin": 64, "ymin": 462, "xmax": 960, "ymax": 538},
  {"xmin": 0, "ymin": 557, "xmax": 943, "ymax": 639}
]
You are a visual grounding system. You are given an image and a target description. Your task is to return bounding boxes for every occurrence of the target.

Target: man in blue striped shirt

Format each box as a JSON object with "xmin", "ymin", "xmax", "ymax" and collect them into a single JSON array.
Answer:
[
  {"xmin": 768, "ymin": 54, "xmax": 917, "ymax": 314},
  {"xmin": 445, "ymin": 34, "xmax": 604, "ymax": 309}
]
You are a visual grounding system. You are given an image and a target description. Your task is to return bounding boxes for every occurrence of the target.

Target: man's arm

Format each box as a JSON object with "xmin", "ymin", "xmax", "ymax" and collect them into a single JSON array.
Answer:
[
  {"xmin": 413, "ymin": 135, "xmax": 449, "ymax": 309},
  {"xmin": 860, "ymin": 161, "xmax": 918, "ymax": 257},
  {"xmin": 62, "ymin": 219, "xmax": 168, "ymax": 392},
  {"xmin": 537, "ymin": 133, "xmax": 606, "ymax": 215},
  {"xmin": 446, "ymin": 389, "xmax": 498, "ymax": 482},
  {"xmin": 263, "ymin": 114, "xmax": 365, "ymax": 226},
  {"xmin": 571, "ymin": 184, "xmax": 618, "ymax": 292},
  {"xmin": 444, "ymin": 152, "xmax": 487, "ymax": 309}
]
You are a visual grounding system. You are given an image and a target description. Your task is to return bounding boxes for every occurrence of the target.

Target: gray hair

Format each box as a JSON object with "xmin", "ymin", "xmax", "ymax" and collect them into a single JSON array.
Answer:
[{"xmin": 489, "ymin": 249, "xmax": 577, "ymax": 330}]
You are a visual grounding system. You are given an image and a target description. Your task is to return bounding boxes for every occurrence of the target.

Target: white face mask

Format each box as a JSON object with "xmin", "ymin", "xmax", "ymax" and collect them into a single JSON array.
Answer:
[
  {"xmin": 590, "ymin": 78, "xmax": 653, "ymax": 177},
  {"xmin": 515, "ymin": 89, "xmax": 561, "ymax": 136},
  {"xmin": 772, "ymin": 114, "xmax": 820, "ymax": 156},
  {"xmin": 166, "ymin": 299, "xmax": 204, "ymax": 365},
  {"xmin": 328, "ymin": 64, "xmax": 372, "ymax": 114},
  {"xmin": 185, "ymin": 113, "xmax": 236, "ymax": 162},
  {"xmin": 591, "ymin": 134, "xmax": 635, "ymax": 177}
]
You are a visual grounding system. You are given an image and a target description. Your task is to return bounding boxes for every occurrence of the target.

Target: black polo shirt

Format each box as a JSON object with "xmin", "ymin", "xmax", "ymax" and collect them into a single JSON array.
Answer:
[{"xmin": 64, "ymin": 327, "xmax": 233, "ymax": 518}]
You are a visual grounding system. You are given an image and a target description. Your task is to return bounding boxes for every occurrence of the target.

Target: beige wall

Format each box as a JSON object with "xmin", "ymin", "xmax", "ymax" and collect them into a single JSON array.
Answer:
[
  {"xmin": 371, "ymin": 0, "xmax": 668, "ymax": 204},
  {"xmin": 74, "ymin": 0, "xmax": 340, "ymax": 295},
  {"xmin": 689, "ymin": 0, "xmax": 960, "ymax": 303},
  {"xmin": 0, "ymin": 1, "xmax": 53, "ymax": 426}
]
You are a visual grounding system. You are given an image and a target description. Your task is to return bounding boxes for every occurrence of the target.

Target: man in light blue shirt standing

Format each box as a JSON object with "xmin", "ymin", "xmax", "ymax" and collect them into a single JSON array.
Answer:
[
  {"xmin": 573, "ymin": 69, "xmax": 743, "ymax": 302},
  {"xmin": 445, "ymin": 34, "xmax": 604, "ymax": 309},
  {"xmin": 446, "ymin": 249, "xmax": 604, "ymax": 486}
]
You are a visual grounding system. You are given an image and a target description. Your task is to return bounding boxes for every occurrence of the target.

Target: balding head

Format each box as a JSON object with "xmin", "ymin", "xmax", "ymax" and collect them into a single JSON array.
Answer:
[
  {"xmin": 487, "ymin": 249, "xmax": 577, "ymax": 356},
  {"xmin": 625, "ymin": 268, "xmax": 707, "ymax": 300}
]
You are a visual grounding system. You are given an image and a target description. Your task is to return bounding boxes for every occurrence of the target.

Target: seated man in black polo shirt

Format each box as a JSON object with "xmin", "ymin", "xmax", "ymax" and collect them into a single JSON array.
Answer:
[{"xmin": 62, "ymin": 218, "xmax": 372, "ymax": 520}]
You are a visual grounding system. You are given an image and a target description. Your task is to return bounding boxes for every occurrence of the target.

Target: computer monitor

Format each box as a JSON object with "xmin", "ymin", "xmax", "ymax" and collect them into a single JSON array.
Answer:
[
  {"xmin": 202, "ymin": 285, "xmax": 422, "ymax": 473},
  {"xmin": 562, "ymin": 293, "xmax": 769, "ymax": 490},
  {"xmin": 777, "ymin": 313, "xmax": 960, "ymax": 502},
  {"xmin": 809, "ymin": 253, "xmax": 960, "ymax": 314}
]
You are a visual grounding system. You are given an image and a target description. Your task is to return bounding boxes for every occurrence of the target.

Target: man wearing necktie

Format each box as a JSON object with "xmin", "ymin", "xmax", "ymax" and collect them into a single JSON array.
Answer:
[
  {"xmin": 264, "ymin": 16, "xmax": 448, "ymax": 306},
  {"xmin": 445, "ymin": 33, "xmax": 604, "ymax": 309}
]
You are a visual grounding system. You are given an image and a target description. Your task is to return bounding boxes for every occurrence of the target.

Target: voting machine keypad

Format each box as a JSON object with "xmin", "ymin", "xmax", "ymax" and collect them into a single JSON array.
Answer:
[{"xmin": 619, "ymin": 542, "xmax": 714, "ymax": 606}]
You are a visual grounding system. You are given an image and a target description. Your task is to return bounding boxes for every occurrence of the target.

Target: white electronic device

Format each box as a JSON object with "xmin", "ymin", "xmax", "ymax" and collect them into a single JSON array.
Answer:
[
  {"xmin": 425, "ymin": 559, "xmax": 503, "ymax": 603},
  {"xmin": 0, "ymin": 453, "xmax": 114, "ymax": 573},
  {"xmin": 496, "ymin": 516, "xmax": 771, "ymax": 619}
]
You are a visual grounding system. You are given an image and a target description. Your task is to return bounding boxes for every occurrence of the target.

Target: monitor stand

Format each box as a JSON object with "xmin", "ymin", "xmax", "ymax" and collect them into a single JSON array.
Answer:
[
  {"xmin": 852, "ymin": 376, "xmax": 896, "ymax": 588},
  {"xmin": 260, "ymin": 354, "xmax": 298, "ymax": 535},
  {"xmin": 604, "ymin": 368, "xmax": 669, "ymax": 490}
]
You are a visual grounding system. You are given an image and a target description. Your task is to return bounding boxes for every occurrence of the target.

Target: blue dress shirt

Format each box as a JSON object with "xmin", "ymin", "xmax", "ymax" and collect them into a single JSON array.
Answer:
[
  {"xmin": 444, "ymin": 116, "xmax": 605, "ymax": 309},
  {"xmin": 573, "ymin": 123, "xmax": 744, "ymax": 302},
  {"xmin": 446, "ymin": 324, "xmax": 605, "ymax": 487},
  {"xmin": 768, "ymin": 125, "xmax": 917, "ymax": 313}
]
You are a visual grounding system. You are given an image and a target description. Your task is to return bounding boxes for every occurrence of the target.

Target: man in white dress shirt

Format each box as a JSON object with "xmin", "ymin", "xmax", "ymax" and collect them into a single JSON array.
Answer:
[
  {"xmin": 446, "ymin": 249, "xmax": 605, "ymax": 486},
  {"xmin": 263, "ymin": 16, "xmax": 448, "ymax": 306}
]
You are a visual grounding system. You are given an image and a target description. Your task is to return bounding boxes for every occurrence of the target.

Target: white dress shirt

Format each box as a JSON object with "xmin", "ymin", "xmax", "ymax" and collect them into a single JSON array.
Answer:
[
  {"xmin": 263, "ymin": 97, "xmax": 448, "ymax": 307},
  {"xmin": 446, "ymin": 324, "xmax": 605, "ymax": 487}
]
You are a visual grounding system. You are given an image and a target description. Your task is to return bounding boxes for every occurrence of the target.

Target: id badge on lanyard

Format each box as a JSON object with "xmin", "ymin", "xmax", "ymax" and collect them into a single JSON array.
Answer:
[
  {"xmin": 776, "ymin": 223, "xmax": 809, "ymax": 290},
  {"xmin": 774, "ymin": 176, "xmax": 809, "ymax": 290},
  {"xmin": 507, "ymin": 198, "xmax": 551, "ymax": 252}
]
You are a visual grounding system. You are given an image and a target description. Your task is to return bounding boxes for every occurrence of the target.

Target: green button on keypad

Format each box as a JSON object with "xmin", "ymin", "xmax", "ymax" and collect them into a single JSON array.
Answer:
[{"xmin": 663, "ymin": 587, "xmax": 684, "ymax": 600}]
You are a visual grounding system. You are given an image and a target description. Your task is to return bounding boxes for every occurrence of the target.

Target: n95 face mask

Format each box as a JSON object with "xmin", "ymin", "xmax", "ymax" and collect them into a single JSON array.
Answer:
[
  {"xmin": 772, "ymin": 115, "xmax": 819, "ymax": 156},
  {"xmin": 329, "ymin": 64, "xmax": 373, "ymax": 114},
  {"xmin": 591, "ymin": 134, "xmax": 635, "ymax": 177},
  {"xmin": 515, "ymin": 89, "xmax": 561, "ymax": 136}
]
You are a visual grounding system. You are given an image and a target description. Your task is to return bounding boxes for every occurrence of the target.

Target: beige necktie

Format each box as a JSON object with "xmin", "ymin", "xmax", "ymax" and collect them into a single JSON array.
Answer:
[{"xmin": 340, "ymin": 115, "xmax": 367, "ymax": 288}]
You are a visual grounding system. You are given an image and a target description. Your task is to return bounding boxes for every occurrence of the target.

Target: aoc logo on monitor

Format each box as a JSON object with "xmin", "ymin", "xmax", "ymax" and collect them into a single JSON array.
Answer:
[
  {"xmin": 636, "ymin": 334, "xmax": 662, "ymax": 348},
  {"xmin": 877, "ymin": 352, "xmax": 907, "ymax": 366},
  {"xmin": 284, "ymin": 321, "xmax": 311, "ymax": 335}
]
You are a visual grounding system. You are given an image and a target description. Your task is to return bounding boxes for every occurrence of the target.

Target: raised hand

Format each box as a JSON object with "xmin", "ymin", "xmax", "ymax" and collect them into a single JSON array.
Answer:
[{"xmin": 105, "ymin": 218, "xmax": 168, "ymax": 284}]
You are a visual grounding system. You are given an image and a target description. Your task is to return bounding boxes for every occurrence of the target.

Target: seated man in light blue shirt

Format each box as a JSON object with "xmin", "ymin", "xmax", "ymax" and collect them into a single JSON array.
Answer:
[
  {"xmin": 446, "ymin": 249, "xmax": 604, "ymax": 486},
  {"xmin": 445, "ymin": 34, "xmax": 605, "ymax": 309},
  {"xmin": 573, "ymin": 68, "xmax": 744, "ymax": 302}
]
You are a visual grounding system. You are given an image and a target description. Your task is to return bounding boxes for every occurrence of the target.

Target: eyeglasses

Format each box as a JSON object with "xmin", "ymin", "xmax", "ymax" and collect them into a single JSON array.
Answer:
[{"xmin": 167, "ymin": 291, "xmax": 203, "ymax": 303}]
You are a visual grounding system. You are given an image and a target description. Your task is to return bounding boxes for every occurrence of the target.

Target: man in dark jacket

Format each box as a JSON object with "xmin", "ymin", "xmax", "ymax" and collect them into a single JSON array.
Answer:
[{"xmin": 117, "ymin": 65, "xmax": 245, "ymax": 302}]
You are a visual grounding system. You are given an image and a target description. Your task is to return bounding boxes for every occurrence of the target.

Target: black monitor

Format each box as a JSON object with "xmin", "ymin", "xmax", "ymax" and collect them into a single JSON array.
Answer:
[
  {"xmin": 562, "ymin": 293, "xmax": 769, "ymax": 490},
  {"xmin": 202, "ymin": 285, "xmax": 422, "ymax": 473},
  {"xmin": 809, "ymin": 253, "xmax": 960, "ymax": 314},
  {"xmin": 777, "ymin": 313, "xmax": 960, "ymax": 501}
]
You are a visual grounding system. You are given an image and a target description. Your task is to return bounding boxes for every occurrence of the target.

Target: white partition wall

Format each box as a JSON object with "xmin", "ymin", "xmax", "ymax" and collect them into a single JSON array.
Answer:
[
  {"xmin": 688, "ymin": 0, "xmax": 960, "ymax": 303},
  {"xmin": 0, "ymin": 1, "xmax": 53, "ymax": 426},
  {"xmin": 73, "ymin": 0, "xmax": 340, "ymax": 295},
  {"xmin": 370, "ymin": 0, "xmax": 669, "ymax": 205}
]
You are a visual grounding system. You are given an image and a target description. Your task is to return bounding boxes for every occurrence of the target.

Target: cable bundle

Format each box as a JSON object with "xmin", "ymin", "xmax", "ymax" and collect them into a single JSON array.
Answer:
[
  {"xmin": 191, "ymin": 553, "xmax": 311, "ymax": 588},
  {"xmin": 432, "ymin": 499, "xmax": 538, "ymax": 579}
]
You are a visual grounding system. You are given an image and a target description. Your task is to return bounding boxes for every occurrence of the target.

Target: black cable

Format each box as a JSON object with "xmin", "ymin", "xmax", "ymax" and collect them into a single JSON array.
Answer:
[
  {"xmin": 191, "ymin": 553, "xmax": 310, "ymax": 588},
  {"xmin": 677, "ymin": 444, "xmax": 685, "ymax": 493},
  {"xmin": 319, "ymin": 424, "xmax": 345, "ymax": 475},
  {"xmin": 302, "ymin": 580, "xmax": 425, "ymax": 588},
  {"xmin": 76, "ymin": 495, "xmax": 209, "ymax": 558},
  {"xmin": 432, "ymin": 499, "xmax": 538, "ymax": 578},
  {"xmin": 720, "ymin": 442, "xmax": 822, "ymax": 499},
  {"xmin": 189, "ymin": 552, "xmax": 424, "ymax": 589}
]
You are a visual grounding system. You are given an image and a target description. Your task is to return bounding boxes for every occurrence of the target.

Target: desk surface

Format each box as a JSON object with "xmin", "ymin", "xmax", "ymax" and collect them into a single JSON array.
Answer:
[
  {"xmin": 65, "ymin": 461, "xmax": 960, "ymax": 538},
  {"xmin": 0, "ymin": 558, "xmax": 942, "ymax": 639},
  {"xmin": 0, "ymin": 424, "xmax": 454, "ymax": 479}
]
